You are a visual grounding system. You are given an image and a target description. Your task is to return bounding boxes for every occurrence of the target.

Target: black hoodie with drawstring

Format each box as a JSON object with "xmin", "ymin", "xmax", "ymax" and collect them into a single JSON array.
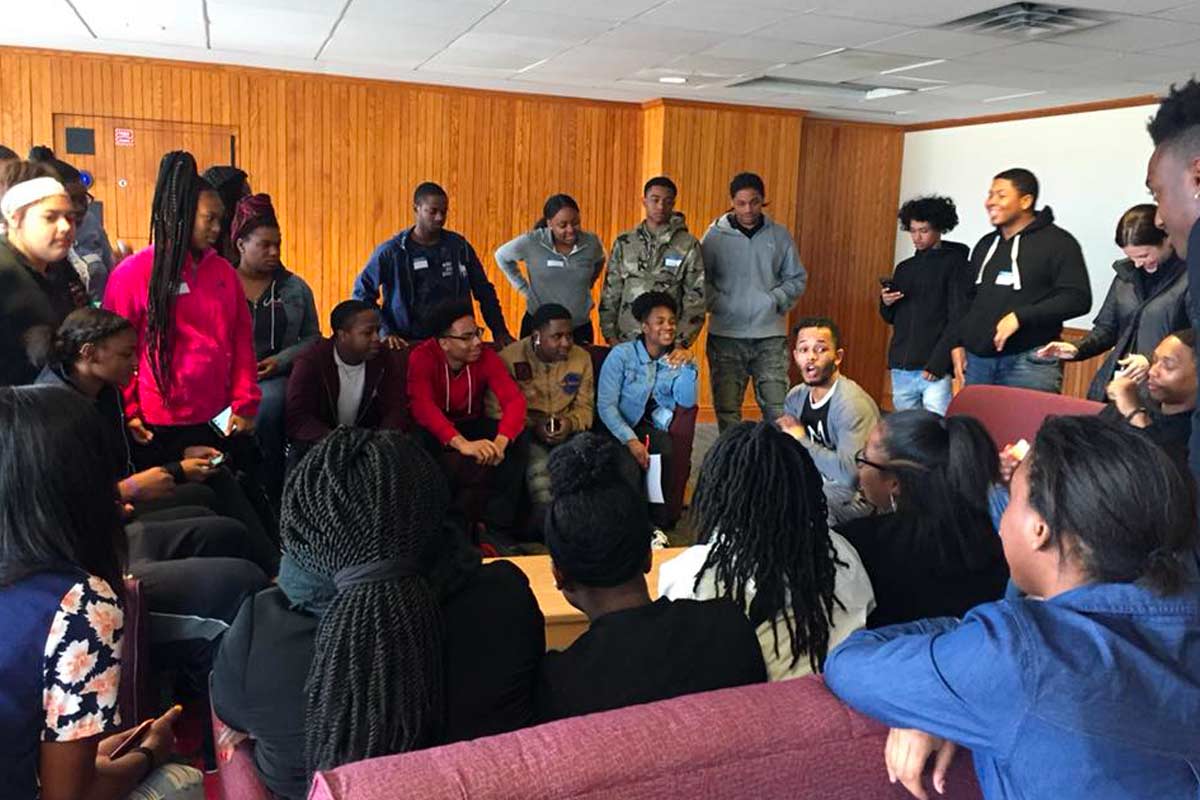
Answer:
[{"xmin": 958, "ymin": 207, "xmax": 1092, "ymax": 357}]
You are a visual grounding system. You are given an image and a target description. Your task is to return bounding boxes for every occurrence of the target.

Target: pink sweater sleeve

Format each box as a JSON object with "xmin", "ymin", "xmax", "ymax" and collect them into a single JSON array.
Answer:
[
  {"xmin": 101, "ymin": 257, "xmax": 146, "ymax": 422},
  {"xmin": 228, "ymin": 279, "xmax": 261, "ymax": 419}
]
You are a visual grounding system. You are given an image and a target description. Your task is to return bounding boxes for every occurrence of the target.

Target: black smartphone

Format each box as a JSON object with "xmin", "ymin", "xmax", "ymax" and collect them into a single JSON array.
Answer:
[{"xmin": 879, "ymin": 276, "xmax": 898, "ymax": 292}]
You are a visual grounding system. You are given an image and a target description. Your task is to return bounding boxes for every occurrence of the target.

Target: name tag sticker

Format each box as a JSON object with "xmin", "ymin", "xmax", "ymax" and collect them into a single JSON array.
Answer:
[
  {"xmin": 546, "ymin": 258, "xmax": 565, "ymax": 268},
  {"xmin": 176, "ymin": 282, "xmax": 190, "ymax": 295},
  {"xmin": 664, "ymin": 256, "xmax": 683, "ymax": 270},
  {"xmin": 413, "ymin": 257, "xmax": 429, "ymax": 271},
  {"xmin": 995, "ymin": 270, "xmax": 1016, "ymax": 287}
]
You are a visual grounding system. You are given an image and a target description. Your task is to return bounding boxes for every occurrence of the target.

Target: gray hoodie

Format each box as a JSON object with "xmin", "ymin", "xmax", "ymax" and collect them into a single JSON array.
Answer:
[{"xmin": 702, "ymin": 212, "xmax": 807, "ymax": 338}]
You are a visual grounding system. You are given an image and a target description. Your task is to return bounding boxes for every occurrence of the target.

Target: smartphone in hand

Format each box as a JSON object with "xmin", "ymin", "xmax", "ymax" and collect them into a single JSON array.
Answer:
[
  {"xmin": 209, "ymin": 406, "xmax": 233, "ymax": 437},
  {"xmin": 108, "ymin": 718, "xmax": 154, "ymax": 760},
  {"xmin": 879, "ymin": 276, "xmax": 898, "ymax": 293}
]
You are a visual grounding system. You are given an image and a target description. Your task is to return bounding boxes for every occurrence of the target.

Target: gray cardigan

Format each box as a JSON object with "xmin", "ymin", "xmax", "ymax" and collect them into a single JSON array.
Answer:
[{"xmin": 782, "ymin": 375, "xmax": 881, "ymax": 488}]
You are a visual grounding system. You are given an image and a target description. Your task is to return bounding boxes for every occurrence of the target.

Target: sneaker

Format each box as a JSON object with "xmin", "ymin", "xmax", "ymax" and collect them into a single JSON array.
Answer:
[{"xmin": 651, "ymin": 528, "xmax": 670, "ymax": 550}]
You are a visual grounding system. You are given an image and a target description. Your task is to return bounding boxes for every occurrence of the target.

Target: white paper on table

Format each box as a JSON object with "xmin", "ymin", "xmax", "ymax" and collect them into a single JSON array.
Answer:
[{"xmin": 646, "ymin": 453, "xmax": 665, "ymax": 504}]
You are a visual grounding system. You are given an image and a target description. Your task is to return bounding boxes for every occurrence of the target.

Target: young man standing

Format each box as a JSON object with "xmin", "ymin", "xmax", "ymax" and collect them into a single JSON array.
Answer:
[
  {"xmin": 777, "ymin": 317, "xmax": 880, "ymax": 523},
  {"xmin": 599, "ymin": 176, "xmax": 705, "ymax": 361},
  {"xmin": 489, "ymin": 303, "xmax": 594, "ymax": 528},
  {"xmin": 959, "ymin": 168, "xmax": 1091, "ymax": 393},
  {"xmin": 1146, "ymin": 78, "xmax": 1200, "ymax": 483},
  {"xmin": 353, "ymin": 181, "xmax": 513, "ymax": 348},
  {"xmin": 408, "ymin": 301, "xmax": 528, "ymax": 540},
  {"xmin": 881, "ymin": 195, "xmax": 970, "ymax": 415},
  {"xmin": 284, "ymin": 300, "xmax": 408, "ymax": 464},
  {"xmin": 702, "ymin": 172, "xmax": 806, "ymax": 432}
]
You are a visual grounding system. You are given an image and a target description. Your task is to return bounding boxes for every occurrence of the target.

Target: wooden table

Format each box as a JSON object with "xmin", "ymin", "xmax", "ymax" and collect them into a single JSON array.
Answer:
[{"xmin": 489, "ymin": 548, "xmax": 687, "ymax": 650}]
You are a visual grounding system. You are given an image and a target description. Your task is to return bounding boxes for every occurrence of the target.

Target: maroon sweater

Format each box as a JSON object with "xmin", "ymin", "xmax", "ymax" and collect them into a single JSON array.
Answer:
[{"xmin": 285, "ymin": 338, "xmax": 408, "ymax": 443}]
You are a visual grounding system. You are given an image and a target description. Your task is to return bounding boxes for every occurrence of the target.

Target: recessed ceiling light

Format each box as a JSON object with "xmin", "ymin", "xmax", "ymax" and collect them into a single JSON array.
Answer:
[
  {"xmin": 659, "ymin": 76, "xmax": 687, "ymax": 84},
  {"xmin": 982, "ymin": 89, "xmax": 1047, "ymax": 103},
  {"xmin": 879, "ymin": 59, "xmax": 947, "ymax": 75}
]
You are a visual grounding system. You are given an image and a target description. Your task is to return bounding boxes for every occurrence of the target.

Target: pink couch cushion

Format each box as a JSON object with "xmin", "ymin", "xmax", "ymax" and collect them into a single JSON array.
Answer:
[
  {"xmin": 947, "ymin": 384, "xmax": 1104, "ymax": 449},
  {"xmin": 309, "ymin": 676, "xmax": 982, "ymax": 800}
]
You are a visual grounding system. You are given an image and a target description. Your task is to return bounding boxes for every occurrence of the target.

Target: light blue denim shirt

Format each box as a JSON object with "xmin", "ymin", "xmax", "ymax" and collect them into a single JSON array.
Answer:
[
  {"xmin": 597, "ymin": 338, "xmax": 697, "ymax": 443},
  {"xmin": 825, "ymin": 580, "xmax": 1200, "ymax": 800}
]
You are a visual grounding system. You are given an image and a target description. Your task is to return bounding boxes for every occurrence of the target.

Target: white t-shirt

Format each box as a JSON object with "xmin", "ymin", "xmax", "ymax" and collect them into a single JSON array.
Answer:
[
  {"xmin": 333, "ymin": 346, "xmax": 366, "ymax": 427},
  {"xmin": 657, "ymin": 532, "xmax": 875, "ymax": 682}
]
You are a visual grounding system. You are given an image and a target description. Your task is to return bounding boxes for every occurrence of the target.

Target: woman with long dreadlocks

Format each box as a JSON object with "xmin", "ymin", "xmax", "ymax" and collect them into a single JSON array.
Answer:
[
  {"xmin": 103, "ymin": 151, "xmax": 260, "ymax": 467},
  {"xmin": 658, "ymin": 421, "xmax": 875, "ymax": 682},
  {"xmin": 211, "ymin": 428, "xmax": 544, "ymax": 800}
]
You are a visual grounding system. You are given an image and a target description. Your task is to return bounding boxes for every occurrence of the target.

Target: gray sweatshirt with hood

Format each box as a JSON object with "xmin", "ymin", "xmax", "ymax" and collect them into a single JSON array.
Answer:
[{"xmin": 702, "ymin": 212, "xmax": 807, "ymax": 338}]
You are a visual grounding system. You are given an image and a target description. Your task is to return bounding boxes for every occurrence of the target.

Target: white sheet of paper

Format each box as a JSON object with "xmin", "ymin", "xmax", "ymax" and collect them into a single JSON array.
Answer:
[{"xmin": 646, "ymin": 453, "xmax": 665, "ymax": 504}]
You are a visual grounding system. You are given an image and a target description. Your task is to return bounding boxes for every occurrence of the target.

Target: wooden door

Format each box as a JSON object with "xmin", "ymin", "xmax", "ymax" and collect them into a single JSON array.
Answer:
[{"xmin": 54, "ymin": 115, "xmax": 239, "ymax": 253}]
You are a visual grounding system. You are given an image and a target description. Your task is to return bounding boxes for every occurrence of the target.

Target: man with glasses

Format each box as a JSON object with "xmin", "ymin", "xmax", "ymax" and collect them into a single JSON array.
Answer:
[
  {"xmin": 777, "ymin": 316, "xmax": 880, "ymax": 524},
  {"xmin": 408, "ymin": 300, "xmax": 530, "ymax": 546}
]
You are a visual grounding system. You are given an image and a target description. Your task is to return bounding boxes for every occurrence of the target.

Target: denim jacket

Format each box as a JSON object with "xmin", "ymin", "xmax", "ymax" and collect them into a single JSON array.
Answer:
[
  {"xmin": 597, "ymin": 338, "xmax": 697, "ymax": 443},
  {"xmin": 825, "ymin": 580, "xmax": 1200, "ymax": 800}
]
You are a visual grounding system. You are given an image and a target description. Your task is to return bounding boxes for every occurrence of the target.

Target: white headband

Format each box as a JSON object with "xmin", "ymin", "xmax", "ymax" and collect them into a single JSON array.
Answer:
[{"xmin": 0, "ymin": 177, "xmax": 68, "ymax": 221}]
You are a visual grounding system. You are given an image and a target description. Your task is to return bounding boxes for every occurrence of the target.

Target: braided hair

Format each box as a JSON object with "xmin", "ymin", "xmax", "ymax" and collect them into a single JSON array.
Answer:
[
  {"xmin": 51, "ymin": 307, "xmax": 133, "ymax": 367},
  {"xmin": 281, "ymin": 428, "xmax": 450, "ymax": 775},
  {"xmin": 146, "ymin": 151, "xmax": 211, "ymax": 394},
  {"xmin": 689, "ymin": 421, "xmax": 842, "ymax": 673}
]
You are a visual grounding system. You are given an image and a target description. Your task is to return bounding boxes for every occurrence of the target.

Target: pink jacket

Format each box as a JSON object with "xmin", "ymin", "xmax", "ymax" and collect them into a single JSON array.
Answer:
[{"xmin": 103, "ymin": 245, "xmax": 260, "ymax": 425}]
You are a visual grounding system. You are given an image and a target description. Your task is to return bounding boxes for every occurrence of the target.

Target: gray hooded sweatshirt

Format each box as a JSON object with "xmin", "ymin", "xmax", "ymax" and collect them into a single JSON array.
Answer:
[{"xmin": 702, "ymin": 212, "xmax": 807, "ymax": 338}]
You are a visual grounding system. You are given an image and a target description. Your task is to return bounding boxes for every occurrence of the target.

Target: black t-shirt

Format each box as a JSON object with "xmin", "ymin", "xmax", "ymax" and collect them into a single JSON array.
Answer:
[
  {"xmin": 248, "ymin": 279, "xmax": 287, "ymax": 361},
  {"xmin": 799, "ymin": 388, "xmax": 834, "ymax": 448},
  {"xmin": 1099, "ymin": 402, "xmax": 1191, "ymax": 478},
  {"xmin": 211, "ymin": 560, "xmax": 545, "ymax": 800},
  {"xmin": 728, "ymin": 213, "xmax": 764, "ymax": 239},
  {"xmin": 407, "ymin": 237, "xmax": 465, "ymax": 337},
  {"xmin": 836, "ymin": 512, "xmax": 1009, "ymax": 629},
  {"xmin": 534, "ymin": 597, "xmax": 766, "ymax": 723}
]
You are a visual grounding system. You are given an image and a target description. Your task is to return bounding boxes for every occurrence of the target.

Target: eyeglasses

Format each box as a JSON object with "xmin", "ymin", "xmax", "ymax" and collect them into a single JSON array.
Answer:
[
  {"xmin": 854, "ymin": 449, "xmax": 890, "ymax": 471},
  {"xmin": 441, "ymin": 327, "xmax": 485, "ymax": 343}
]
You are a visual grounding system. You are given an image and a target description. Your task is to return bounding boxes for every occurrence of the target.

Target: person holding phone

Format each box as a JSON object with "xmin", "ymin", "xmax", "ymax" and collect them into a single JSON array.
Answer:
[
  {"xmin": 103, "ymin": 151, "xmax": 261, "ymax": 466},
  {"xmin": 880, "ymin": 195, "xmax": 971, "ymax": 415},
  {"xmin": 0, "ymin": 386, "xmax": 203, "ymax": 799},
  {"xmin": 1036, "ymin": 204, "xmax": 1187, "ymax": 401}
]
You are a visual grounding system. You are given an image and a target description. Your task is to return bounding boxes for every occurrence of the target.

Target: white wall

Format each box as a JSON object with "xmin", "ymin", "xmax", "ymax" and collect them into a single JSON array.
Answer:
[{"xmin": 895, "ymin": 103, "xmax": 1159, "ymax": 329}]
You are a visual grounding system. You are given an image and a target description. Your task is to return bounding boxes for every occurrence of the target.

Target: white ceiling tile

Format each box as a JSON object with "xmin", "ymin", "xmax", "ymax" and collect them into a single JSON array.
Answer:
[
  {"xmin": 1055, "ymin": 51, "xmax": 1197, "ymax": 81},
  {"xmin": 1068, "ymin": 0, "xmax": 1181, "ymax": 12},
  {"xmin": 767, "ymin": 12, "xmax": 911, "ymax": 46},
  {"xmin": 498, "ymin": 0, "xmax": 665, "ymax": 22},
  {"xmin": 419, "ymin": 49, "xmax": 531, "ymax": 72},
  {"xmin": 661, "ymin": 53, "xmax": 777, "ymax": 76},
  {"xmin": 588, "ymin": 24, "xmax": 724, "ymax": 54},
  {"xmin": 963, "ymin": 41, "xmax": 1112, "ymax": 71},
  {"xmin": 219, "ymin": 0, "xmax": 345, "ymax": 11},
  {"xmin": 921, "ymin": 83, "xmax": 1051, "ymax": 102},
  {"xmin": 794, "ymin": 48, "xmax": 933, "ymax": 74},
  {"xmin": 866, "ymin": 29, "xmax": 1010, "ymax": 58},
  {"xmin": 1152, "ymin": 3, "xmax": 1200, "ymax": 23},
  {"xmin": 73, "ymin": 0, "xmax": 207, "ymax": 47},
  {"xmin": 1052, "ymin": 15, "xmax": 1200, "ymax": 51},
  {"xmin": 343, "ymin": 0, "xmax": 498, "ymax": 28},
  {"xmin": 0, "ymin": 1, "xmax": 93, "ymax": 39},
  {"xmin": 444, "ymin": 31, "xmax": 571, "ymax": 58},
  {"xmin": 516, "ymin": 44, "xmax": 663, "ymax": 80},
  {"xmin": 321, "ymin": 19, "xmax": 455, "ymax": 63},
  {"xmin": 207, "ymin": 2, "xmax": 334, "ymax": 57},
  {"xmin": 699, "ymin": 36, "xmax": 832, "ymax": 63},
  {"xmin": 471, "ymin": 8, "xmax": 612, "ymax": 40},
  {"xmin": 636, "ymin": 0, "xmax": 797, "ymax": 35},
  {"xmin": 808, "ymin": 0, "xmax": 1002, "ymax": 27}
]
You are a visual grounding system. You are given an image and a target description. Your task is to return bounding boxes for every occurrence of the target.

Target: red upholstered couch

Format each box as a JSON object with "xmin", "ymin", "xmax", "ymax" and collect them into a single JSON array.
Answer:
[
  {"xmin": 213, "ymin": 676, "xmax": 982, "ymax": 799},
  {"xmin": 946, "ymin": 384, "xmax": 1104, "ymax": 448}
]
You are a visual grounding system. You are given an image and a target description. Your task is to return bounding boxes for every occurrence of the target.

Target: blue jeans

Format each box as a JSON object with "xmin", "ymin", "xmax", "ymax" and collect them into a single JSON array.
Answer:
[
  {"xmin": 890, "ymin": 369, "xmax": 952, "ymax": 415},
  {"xmin": 964, "ymin": 347, "xmax": 1063, "ymax": 394}
]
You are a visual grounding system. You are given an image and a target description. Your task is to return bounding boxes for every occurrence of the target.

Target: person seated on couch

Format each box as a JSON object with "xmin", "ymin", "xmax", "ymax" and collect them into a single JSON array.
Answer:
[
  {"xmin": 488, "ymin": 302, "xmax": 594, "ymax": 530},
  {"xmin": 658, "ymin": 421, "xmax": 874, "ymax": 681},
  {"xmin": 825, "ymin": 415, "xmax": 1200, "ymax": 800},
  {"xmin": 407, "ymin": 300, "xmax": 528, "ymax": 542},
  {"xmin": 535, "ymin": 433, "xmax": 765, "ymax": 723},
  {"xmin": 835, "ymin": 410, "xmax": 1008, "ymax": 629},
  {"xmin": 212, "ymin": 428, "xmax": 545, "ymax": 800},
  {"xmin": 284, "ymin": 300, "xmax": 408, "ymax": 467},
  {"xmin": 597, "ymin": 291, "xmax": 697, "ymax": 530}
]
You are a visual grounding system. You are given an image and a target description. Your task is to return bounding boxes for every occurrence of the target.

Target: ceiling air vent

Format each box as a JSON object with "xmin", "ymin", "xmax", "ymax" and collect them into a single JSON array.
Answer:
[
  {"xmin": 939, "ymin": 2, "xmax": 1112, "ymax": 39},
  {"xmin": 730, "ymin": 76, "xmax": 913, "ymax": 101}
]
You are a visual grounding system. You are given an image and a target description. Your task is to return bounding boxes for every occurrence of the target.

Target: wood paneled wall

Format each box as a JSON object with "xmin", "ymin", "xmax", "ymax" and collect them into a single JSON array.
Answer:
[
  {"xmin": 795, "ymin": 119, "xmax": 906, "ymax": 402},
  {"xmin": 0, "ymin": 46, "xmax": 905, "ymax": 418}
]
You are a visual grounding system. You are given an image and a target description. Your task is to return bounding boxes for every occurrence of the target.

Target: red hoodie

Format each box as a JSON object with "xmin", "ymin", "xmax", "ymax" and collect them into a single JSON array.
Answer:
[{"xmin": 407, "ymin": 338, "xmax": 526, "ymax": 445}]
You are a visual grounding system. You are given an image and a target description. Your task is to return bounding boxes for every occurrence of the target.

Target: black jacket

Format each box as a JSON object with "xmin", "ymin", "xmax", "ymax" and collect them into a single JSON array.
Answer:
[
  {"xmin": 1074, "ymin": 255, "xmax": 1188, "ymax": 401},
  {"xmin": 880, "ymin": 241, "xmax": 970, "ymax": 377},
  {"xmin": 959, "ymin": 208, "xmax": 1092, "ymax": 357},
  {"xmin": 0, "ymin": 235, "xmax": 86, "ymax": 386}
]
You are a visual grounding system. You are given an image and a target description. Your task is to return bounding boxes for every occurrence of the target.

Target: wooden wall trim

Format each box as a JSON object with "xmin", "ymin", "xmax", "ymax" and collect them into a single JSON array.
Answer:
[
  {"xmin": 640, "ymin": 97, "xmax": 807, "ymax": 118},
  {"xmin": 904, "ymin": 94, "xmax": 1159, "ymax": 132}
]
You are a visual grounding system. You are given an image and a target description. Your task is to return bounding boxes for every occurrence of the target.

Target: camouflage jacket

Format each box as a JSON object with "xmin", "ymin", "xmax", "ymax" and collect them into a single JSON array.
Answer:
[{"xmin": 598, "ymin": 213, "xmax": 706, "ymax": 347}]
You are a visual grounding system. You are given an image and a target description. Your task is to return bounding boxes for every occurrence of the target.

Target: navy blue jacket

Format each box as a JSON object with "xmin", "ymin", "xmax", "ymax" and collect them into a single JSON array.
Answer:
[
  {"xmin": 352, "ymin": 226, "xmax": 510, "ymax": 341},
  {"xmin": 826, "ymin": 580, "xmax": 1200, "ymax": 799}
]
